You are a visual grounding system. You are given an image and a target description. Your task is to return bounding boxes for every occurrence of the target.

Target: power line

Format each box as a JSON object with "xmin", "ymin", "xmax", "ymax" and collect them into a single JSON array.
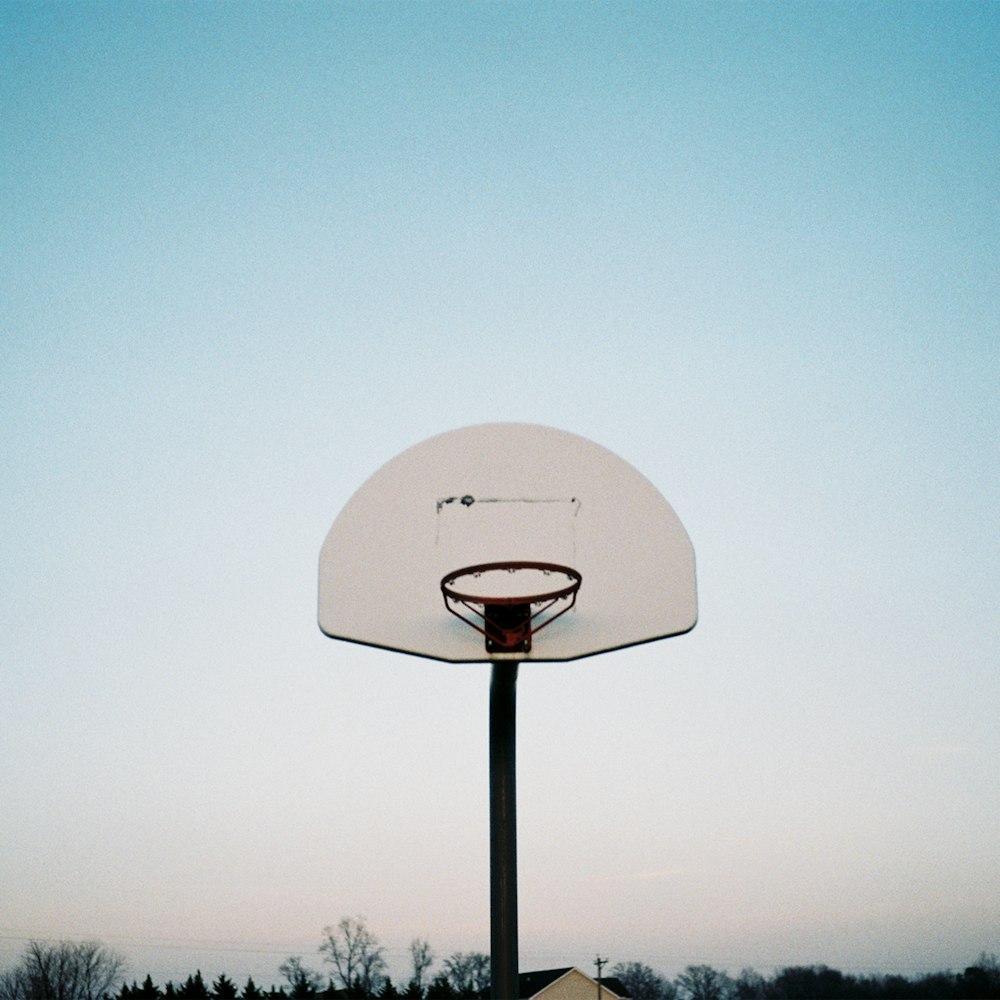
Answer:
[{"xmin": 1, "ymin": 931, "xmax": 983, "ymax": 979}]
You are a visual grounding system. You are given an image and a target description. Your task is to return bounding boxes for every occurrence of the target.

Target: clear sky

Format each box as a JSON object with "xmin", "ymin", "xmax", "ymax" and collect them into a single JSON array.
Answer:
[{"xmin": 2, "ymin": 0, "xmax": 997, "ymax": 990}]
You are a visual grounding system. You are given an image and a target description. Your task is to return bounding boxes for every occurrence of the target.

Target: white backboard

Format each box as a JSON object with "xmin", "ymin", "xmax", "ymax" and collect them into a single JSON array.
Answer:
[{"xmin": 319, "ymin": 423, "xmax": 696, "ymax": 662}]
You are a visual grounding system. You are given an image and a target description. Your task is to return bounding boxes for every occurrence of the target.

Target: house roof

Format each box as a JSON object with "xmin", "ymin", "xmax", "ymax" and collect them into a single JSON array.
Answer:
[
  {"xmin": 517, "ymin": 967, "xmax": 628, "ymax": 999},
  {"xmin": 518, "ymin": 968, "xmax": 572, "ymax": 997}
]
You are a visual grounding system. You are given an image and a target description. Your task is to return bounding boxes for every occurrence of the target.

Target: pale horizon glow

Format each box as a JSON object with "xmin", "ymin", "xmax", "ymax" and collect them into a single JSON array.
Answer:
[{"xmin": 2, "ymin": 0, "xmax": 997, "ymax": 991}]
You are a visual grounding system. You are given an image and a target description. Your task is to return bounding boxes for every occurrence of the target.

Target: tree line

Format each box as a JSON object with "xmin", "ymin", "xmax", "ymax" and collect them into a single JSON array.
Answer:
[
  {"xmin": 2, "ymin": 929, "xmax": 999, "ymax": 1000},
  {"xmin": 612, "ymin": 956, "xmax": 1000, "ymax": 1000}
]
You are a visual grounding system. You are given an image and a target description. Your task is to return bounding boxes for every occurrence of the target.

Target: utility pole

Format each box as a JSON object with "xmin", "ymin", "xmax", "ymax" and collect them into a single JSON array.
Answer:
[{"xmin": 594, "ymin": 956, "xmax": 607, "ymax": 1000}]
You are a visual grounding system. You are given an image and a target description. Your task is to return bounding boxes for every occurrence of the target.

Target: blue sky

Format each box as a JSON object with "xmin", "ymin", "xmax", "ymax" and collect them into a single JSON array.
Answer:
[{"xmin": 2, "ymin": 0, "xmax": 998, "ymax": 989}]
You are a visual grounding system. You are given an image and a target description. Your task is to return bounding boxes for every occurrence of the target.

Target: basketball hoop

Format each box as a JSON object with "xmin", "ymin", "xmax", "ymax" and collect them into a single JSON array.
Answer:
[
  {"xmin": 321, "ymin": 423, "xmax": 698, "ymax": 1000},
  {"xmin": 441, "ymin": 561, "xmax": 582, "ymax": 653}
]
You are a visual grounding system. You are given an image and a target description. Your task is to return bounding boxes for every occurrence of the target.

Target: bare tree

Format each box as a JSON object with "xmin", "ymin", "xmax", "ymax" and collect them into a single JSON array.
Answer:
[
  {"xmin": 0, "ymin": 941, "xmax": 125, "ymax": 1000},
  {"xmin": 408, "ymin": 940, "xmax": 434, "ymax": 995},
  {"xmin": 278, "ymin": 959, "xmax": 324, "ymax": 998},
  {"xmin": 0, "ymin": 969, "xmax": 27, "ymax": 1000},
  {"xmin": 611, "ymin": 962, "xmax": 675, "ymax": 1000},
  {"xmin": 675, "ymin": 966, "xmax": 734, "ymax": 1000},
  {"xmin": 319, "ymin": 918, "xmax": 386, "ymax": 998},
  {"xmin": 733, "ymin": 968, "xmax": 766, "ymax": 1000},
  {"xmin": 441, "ymin": 954, "xmax": 490, "ymax": 998},
  {"xmin": 356, "ymin": 943, "xmax": 387, "ymax": 1000}
]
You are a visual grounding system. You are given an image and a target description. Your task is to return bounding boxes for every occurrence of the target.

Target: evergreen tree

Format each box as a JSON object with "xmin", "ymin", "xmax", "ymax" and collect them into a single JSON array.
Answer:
[
  {"xmin": 241, "ymin": 979, "xmax": 263, "ymax": 1000},
  {"xmin": 378, "ymin": 981, "xmax": 399, "ymax": 1000},
  {"xmin": 424, "ymin": 976, "xmax": 455, "ymax": 1000},
  {"xmin": 136, "ymin": 976, "xmax": 163, "ymax": 1000},
  {"xmin": 212, "ymin": 977, "xmax": 238, "ymax": 1000},
  {"xmin": 178, "ymin": 973, "xmax": 210, "ymax": 1000},
  {"xmin": 440, "ymin": 955, "xmax": 489, "ymax": 999},
  {"xmin": 279, "ymin": 960, "xmax": 323, "ymax": 1000}
]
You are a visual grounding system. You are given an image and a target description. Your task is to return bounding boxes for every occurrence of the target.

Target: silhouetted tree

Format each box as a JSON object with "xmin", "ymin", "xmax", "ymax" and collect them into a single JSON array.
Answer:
[
  {"xmin": 768, "ymin": 965, "xmax": 854, "ymax": 1000},
  {"xmin": 875, "ymin": 974, "xmax": 910, "ymax": 1000},
  {"xmin": 320, "ymin": 919, "xmax": 386, "ymax": 999},
  {"xmin": 212, "ymin": 977, "xmax": 238, "ymax": 1000},
  {"xmin": 134, "ymin": 976, "xmax": 162, "ymax": 1000},
  {"xmin": 675, "ymin": 965, "xmax": 733, "ymax": 1000},
  {"xmin": 0, "ymin": 940, "xmax": 125, "ymax": 1000},
  {"xmin": 177, "ymin": 973, "xmax": 210, "ymax": 1000},
  {"xmin": 119, "ymin": 976, "xmax": 162, "ymax": 1000},
  {"xmin": 915, "ymin": 972, "xmax": 961, "ymax": 999},
  {"xmin": 612, "ymin": 962, "xmax": 674, "ymax": 1000},
  {"xmin": 408, "ymin": 941, "xmax": 434, "ymax": 999},
  {"xmin": 959, "ymin": 954, "xmax": 1000, "ymax": 1000},
  {"xmin": 240, "ymin": 980, "xmax": 263, "ymax": 1000},
  {"xmin": 378, "ymin": 980, "xmax": 400, "ymax": 999},
  {"xmin": 440, "ymin": 955, "xmax": 488, "ymax": 999},
  {"xmin": 423, "ymin": 976, "xmax": 454, "ymax": 1000},
  {"xmin": 279, "ymin": 960, "xmax": 323, "ymax": 999},
  {"xmin": 732, "ymin": 969, "xmax": 766, "ymax": 1000}
]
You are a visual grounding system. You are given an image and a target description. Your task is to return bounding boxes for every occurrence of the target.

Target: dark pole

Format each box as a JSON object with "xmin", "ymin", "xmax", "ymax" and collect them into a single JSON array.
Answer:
[
  {"xmin": 490, "ymin": 661, "xmax": 518, "ymax": 1000},
  {"xmin": 595, "ymin": 956, "xmax": 607, "ymax": 1000}
]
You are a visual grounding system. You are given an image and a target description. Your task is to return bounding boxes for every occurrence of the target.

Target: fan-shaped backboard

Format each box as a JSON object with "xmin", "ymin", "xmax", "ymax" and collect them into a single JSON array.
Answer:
[{"xmin": 318, "ymin": 423, "xmax": 696, "ymax": 662}]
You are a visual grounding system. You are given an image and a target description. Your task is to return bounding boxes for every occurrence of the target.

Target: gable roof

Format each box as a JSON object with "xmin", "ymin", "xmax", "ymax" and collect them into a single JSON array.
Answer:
[
  {"xmin": 519, "ymin": 968, "xmax": 573, "ymax": 997},
  {"xmin": 517, "ymin": 967, "xmax": 627, "ymax": 999}
]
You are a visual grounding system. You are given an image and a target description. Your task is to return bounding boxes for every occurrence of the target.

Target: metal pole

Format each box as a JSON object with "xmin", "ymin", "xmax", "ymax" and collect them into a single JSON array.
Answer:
[{"xmin": 490, "ymin": 661, "xmax": 519, "ymax": 1000}]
